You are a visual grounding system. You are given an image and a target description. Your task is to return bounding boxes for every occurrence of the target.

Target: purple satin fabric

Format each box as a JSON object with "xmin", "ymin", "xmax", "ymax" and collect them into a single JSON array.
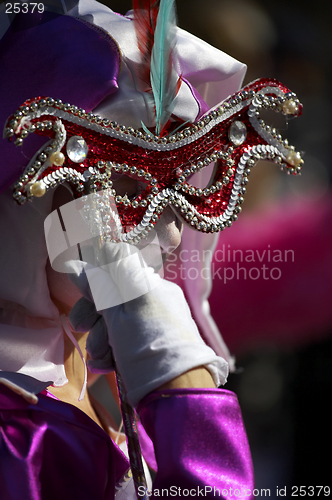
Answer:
[
  {"xmin": 138, "ymin": 388, "xmax": 254, "ymax": 499},
  {"xmin": 0, "ymin": 384, "xmax": 254, "ymax": 499},
  {"xmin": 0, "ymin": 11, "xmax": 120, "ymax": 193},
  {"xmin": 0, "ymin": 384, "xmax": 129, "ymax": 500}
]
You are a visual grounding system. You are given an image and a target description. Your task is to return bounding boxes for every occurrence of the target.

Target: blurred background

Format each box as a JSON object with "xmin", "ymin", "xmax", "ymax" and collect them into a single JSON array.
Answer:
[{"xmin": 98, "ymin": 0, "xmax": 332, "ymax": 494}]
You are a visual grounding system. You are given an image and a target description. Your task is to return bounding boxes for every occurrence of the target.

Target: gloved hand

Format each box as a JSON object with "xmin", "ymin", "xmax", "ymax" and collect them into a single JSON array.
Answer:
[{"xmin": 67, "ymin": 242, "xmax": 228, "ymax": 407}]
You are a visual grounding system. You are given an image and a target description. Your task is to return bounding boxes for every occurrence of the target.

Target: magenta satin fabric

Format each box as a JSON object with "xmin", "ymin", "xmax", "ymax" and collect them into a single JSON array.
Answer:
[
  {"xmin": 138, "ymin": 388, "xmax": 254, "ymax": 498},
  {"xmin": 0, "ymin": 384, "xmax": 253, "ymax": 499}
]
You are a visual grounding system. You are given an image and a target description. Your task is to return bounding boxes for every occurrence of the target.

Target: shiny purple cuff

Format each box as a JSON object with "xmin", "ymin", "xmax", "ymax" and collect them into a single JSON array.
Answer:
[{"xmin": 138, "ymin": 388, "xmax": 254, "ymax": 498}]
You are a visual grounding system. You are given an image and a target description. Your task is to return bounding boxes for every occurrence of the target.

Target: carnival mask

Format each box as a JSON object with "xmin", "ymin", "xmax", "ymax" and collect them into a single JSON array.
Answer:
[{"xmin": 5, "ymin": 77, "xmax": 302, "ymax": 244}]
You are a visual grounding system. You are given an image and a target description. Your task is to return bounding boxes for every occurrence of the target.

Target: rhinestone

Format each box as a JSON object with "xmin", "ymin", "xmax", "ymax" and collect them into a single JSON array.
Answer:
[
  {"xmin": 66, "ymin": 136, "xmax": 89, "ymax": 163},
  {"xmin": 122, "ymin": 164, "xmax": 129, "ymax": 172},
  {"xmin": 228, "ymin": 121, "xmax": 247, "ymax": 146}
]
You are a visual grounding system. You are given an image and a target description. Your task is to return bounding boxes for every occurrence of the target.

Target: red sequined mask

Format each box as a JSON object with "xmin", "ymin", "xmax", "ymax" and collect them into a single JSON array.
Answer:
[{"xmin": 5, "ymin": 78, "xmax": 302, "ymax": 243}]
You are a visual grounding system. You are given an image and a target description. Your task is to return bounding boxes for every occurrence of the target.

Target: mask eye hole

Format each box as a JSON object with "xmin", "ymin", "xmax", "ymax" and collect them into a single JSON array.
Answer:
[
  {"xmin": 187, "ymin": 161, "xmax": 218, "ymax": 189},
  {"xmin": 112, "ymin": 175, "xmax": 148, "ymax": 199},
  {"xmin": 259, "ymin": 108, "xmax": 288, "ymax": 131}
]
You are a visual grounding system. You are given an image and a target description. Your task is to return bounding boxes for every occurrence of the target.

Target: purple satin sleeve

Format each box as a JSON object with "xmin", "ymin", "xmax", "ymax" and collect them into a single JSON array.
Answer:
[
  {"xmin": 0, "ymin": 384, "xmax": 129, "ymax": 500},
  {"xmin": 138, "ymin": 388, "xmax": 254, "ymax": 499}
]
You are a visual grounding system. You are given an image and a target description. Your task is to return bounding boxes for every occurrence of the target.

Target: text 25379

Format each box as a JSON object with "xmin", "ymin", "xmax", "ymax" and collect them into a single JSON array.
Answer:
[{"xmin": 5, "ymin": 3, "xmax": 45, "ymax": 14}]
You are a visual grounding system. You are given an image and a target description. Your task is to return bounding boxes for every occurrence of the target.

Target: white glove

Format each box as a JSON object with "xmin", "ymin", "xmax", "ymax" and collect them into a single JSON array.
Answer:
[{"xmin": 67, "ymin": 242, "xmax": 228, "ymax": 407}]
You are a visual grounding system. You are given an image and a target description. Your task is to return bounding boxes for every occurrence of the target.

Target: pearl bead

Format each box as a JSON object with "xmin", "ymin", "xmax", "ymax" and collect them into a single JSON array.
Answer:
[
  {"xmin": 50, "ymin": 151, "xmax": 65, "ymax": 166},
  {"xmin": 286, "ymin": 150, "xmax": 303, "ymax": 167},
  {"xmin": 30, "ymin": 182, "xmax": 46, "ymax": 197},
  {"xmin": 282, "ymin": 99, "xmax": 298, "ymax": 115}
]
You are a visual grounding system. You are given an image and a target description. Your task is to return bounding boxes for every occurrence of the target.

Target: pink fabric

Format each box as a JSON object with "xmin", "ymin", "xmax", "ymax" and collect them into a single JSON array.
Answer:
[{"xmin": 208, "ymin": 195, "xmax": 332, "ymax": 353}]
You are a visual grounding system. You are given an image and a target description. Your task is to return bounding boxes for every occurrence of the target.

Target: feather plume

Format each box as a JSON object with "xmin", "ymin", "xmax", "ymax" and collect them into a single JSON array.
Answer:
[
  {"xmin": 133, "ymin": 0, "xmax": 181, "ymax": 136},
  {"xmin": 150, "ymin": 0, "xmax": 181, "ymax": 136},
  {"xmin": 133, "ymin": 0, "xmax": 160, "ymax": 89}
]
